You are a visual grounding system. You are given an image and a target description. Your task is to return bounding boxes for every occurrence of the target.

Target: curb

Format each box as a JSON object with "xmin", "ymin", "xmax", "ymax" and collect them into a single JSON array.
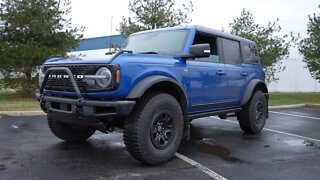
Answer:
[
  {"xmin": 269, "ymin": 104, "xmax": 320, "ymax": 110},
  {"xmin": 0, "ymin": 111, "xmax": 45, "ymax": 117},
  {"xmin": 268, "ymin": 104, "xmax": 306, "ymax": 110},
  {"xmin": 0, "ymin": 104, "xmax": 320, "ymax": 117},
  {"xmin": 305, "ymin": 104, "xmax": 320, "ymax": 109}
]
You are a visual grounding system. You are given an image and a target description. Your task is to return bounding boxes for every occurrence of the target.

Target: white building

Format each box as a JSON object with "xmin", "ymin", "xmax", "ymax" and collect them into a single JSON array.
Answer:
[{"xmin": 268, "ymin": 58, "xmax": 320, "ymax": 92}]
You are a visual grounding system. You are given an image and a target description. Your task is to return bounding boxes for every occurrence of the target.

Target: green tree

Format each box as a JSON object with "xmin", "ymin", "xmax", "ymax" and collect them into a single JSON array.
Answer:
[
  {"xmin": 119, "ymin": 0, "xmax": 193, "ymax": 35},
  {"xmin": 229, "ymin": 9, "xmax": 296, "ymax": 84},
  {"xmin": 299, "ymin": 5, "xmax": 320, "ymax": 82},
  {"xmin": 0, "ymin": 0, "xmax": 83, "ymax": 94}
]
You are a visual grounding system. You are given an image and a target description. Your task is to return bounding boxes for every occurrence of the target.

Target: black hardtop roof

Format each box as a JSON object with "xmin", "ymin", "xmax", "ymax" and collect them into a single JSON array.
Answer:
[
  {"xmin": 131, "ymin": 25, "xmax": 256, "ymax": 45},
  {"xmin": 195, "ymin": 25, "xmax": 256, "ymax": 45}
]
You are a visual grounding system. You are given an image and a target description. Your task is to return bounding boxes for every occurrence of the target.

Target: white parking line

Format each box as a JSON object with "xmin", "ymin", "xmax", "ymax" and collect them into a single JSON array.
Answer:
[
  {"xmin": 269, "ymin": 111, "xmax": 320, "ymax": 120},
  {"xmin": 210, "ymin": 116, "xmax": 320, "ymax": 143},
  {"xmin": 175, "ymin": 153, "xmax": 228, "ymax": 180},
  {"xmin": 262, "ymin": 127, "xmax": 320, "ymax": 143}
]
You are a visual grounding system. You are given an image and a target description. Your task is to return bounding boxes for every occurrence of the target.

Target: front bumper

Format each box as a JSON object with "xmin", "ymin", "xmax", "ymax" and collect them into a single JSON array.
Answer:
[
  {"xmin": 36, "ymin": 93, "xmax": 135, "ymax": 118},
  {"xmin": 36, "ymin": 66, "xmax": 135, "ymax": 120}
]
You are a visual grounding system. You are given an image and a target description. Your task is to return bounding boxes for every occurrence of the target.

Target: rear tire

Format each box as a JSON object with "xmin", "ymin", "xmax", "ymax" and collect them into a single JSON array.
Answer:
[
  {"xmin": 123, "ymin": 93, "xmax": 184, "ymax": 165},
  {"xmin": 48, "ymin": 117, "xmax": 95, "ymax": 142},
  {"xmin": 238, "ymin": 90, "xmax": 268, "ymax": 134}
]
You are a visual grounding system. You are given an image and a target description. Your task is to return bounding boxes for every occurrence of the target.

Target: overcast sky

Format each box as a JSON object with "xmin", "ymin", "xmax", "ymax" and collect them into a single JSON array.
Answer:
[
  {"xmin": 70, "ymin": 0, "xmax": 319, "ymax": 38},
  {"xmin": 69, "ymin": 0, "xmax": 319, "ymax": 58}
]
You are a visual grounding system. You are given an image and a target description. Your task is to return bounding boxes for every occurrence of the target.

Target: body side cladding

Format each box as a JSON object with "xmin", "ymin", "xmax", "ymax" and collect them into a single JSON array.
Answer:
[
  {"xmin": 188, "ymin": 108, "xmax": 242, "ymax": 121},
  {"xmin": 241, "ymin": 79, "xmax": 268, "ymax": 105},
  {"xmin": 192, "ymin": 100, "xmax": 239, "ymax": 110}
]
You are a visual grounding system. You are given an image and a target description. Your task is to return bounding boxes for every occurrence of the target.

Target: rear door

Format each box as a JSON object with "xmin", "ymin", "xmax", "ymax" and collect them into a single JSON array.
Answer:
[{"xmin": 221, "ymin": 38, "xmax": 247, "ymax": 104}]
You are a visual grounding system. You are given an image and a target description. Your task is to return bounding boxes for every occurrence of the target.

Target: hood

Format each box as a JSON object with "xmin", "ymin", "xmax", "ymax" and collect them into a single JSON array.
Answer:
[{"xmin": 44, "ymin": 56, "xmax": 113, "ymax": 65}]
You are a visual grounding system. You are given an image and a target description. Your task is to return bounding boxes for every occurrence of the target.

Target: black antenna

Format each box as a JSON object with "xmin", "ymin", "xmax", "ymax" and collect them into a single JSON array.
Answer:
[{"xmin": 109, "ymin": 16, "xmax": 113, "ymax": 54}]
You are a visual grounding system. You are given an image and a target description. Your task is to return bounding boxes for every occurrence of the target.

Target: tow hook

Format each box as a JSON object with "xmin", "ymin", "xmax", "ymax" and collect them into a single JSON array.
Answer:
[{"xmin": 40, "ymin": 101, "xmax": 48, "ymax": 113}]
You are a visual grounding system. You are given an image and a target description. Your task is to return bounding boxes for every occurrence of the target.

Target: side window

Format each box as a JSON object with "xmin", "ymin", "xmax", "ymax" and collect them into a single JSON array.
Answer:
[
  {"xmin": 222, "ymin": 38, "xmax": 242, "ymax": 64},
  {"xmin": 243, "ymin": 44, "xmax": 259, "ymax": 63},
  {"xmin": 192, "ymin": 32, "xmax": 220, "ymax": 63}
]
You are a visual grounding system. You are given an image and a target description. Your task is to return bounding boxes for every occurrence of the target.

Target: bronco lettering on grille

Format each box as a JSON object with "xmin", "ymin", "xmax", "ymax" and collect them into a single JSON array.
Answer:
[{"xmin": 48, "ymin": 74, "xmax": 84, "ymax": 79}]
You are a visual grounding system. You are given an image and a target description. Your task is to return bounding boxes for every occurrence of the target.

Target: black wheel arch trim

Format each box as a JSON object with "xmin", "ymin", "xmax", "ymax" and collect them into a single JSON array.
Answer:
[
  {"xmin": 126, "ymin": 75, "xmax": 187, "ymax": 103},
  {"xmin": 241, "ymin": 79, "xmax": 268, "ymax": 105}
]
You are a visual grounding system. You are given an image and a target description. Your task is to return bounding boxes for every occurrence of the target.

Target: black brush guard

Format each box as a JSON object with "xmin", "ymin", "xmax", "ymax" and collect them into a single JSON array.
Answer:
[{"xmin": 36, "ymin": 67, "xmax": 135, "ymax": 123}]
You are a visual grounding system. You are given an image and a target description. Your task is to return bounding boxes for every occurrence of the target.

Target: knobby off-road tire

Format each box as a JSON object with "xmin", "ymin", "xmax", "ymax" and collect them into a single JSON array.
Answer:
[
  {"xmin": 48, "ymin": 117, "xmax": 95, "ymax": 142},
  {"xmin": 238, "ymin": 90, "xmax": 268, "ymax": 134},
  {"xmin": 123, "ymin": 93, "xmax": 184, "ymax": 165}
]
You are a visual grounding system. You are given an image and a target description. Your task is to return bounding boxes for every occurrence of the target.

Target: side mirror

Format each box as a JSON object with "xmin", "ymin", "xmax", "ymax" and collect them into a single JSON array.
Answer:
[{"xmin": 189, "ymin": 44, "xmax": 211, "ymax": 58}]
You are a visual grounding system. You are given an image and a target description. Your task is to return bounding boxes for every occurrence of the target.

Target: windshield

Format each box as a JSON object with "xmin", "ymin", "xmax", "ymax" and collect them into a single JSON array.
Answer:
[{"xmin": 123, "ymin": 30, "xmax": 189, "ymax": 54}]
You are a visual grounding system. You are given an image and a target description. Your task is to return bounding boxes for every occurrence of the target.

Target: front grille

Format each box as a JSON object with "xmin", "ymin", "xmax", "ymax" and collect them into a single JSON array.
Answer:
[
  {"xmin": 43, "ymin": 65, "xmax": 88, "ymax": 76},
  {"xmin": 43, "ymin": 64, "xmax": 101, "ymax": 92}
]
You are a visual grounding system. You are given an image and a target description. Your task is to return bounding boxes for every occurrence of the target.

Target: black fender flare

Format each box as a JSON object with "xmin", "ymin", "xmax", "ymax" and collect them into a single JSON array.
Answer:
[
  {"xmin": 241, "ymin": 79, "xmax": 268, "ymax": 105},
  {"xmin": 126, "ymin": 75, "xmax": 187, "ymax": 101}
]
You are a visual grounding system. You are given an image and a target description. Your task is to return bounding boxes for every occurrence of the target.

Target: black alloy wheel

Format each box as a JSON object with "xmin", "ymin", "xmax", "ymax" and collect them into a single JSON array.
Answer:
[{"xmin": 150, "ymin": 110, "xmax": 175, "ymax": 150}]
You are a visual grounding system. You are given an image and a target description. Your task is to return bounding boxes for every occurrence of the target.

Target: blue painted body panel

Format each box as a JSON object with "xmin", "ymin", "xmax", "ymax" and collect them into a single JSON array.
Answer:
[
  {"xmin": 224, "ymin": 63, "xmax": 246, "ymax": 102},
  {"xmin": 45, "ymin": 56, "xmax": 113, "ymax": 64},
  {"xmin": 187, "ymin": 61, "xmax": 228, "ymax": 109},
  {"xmin": 43, "ymin": 25, "xmax": 265, "ymax": 115}
]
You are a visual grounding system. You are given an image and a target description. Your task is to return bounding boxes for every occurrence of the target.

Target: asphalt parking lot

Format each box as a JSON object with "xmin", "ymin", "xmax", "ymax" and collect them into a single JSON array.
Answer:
[{"xmin": 0, "ymin": 107, "xmax": 319, "ymax": 180}]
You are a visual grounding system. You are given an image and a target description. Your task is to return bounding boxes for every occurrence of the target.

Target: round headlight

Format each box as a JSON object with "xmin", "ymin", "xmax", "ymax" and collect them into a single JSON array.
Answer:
[{"xmin": 95, "ymin": 67, "xmax": 112, "ymax": 88}]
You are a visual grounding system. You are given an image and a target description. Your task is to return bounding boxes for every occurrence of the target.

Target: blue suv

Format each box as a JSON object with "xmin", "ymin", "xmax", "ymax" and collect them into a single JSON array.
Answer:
[{"xmin": 36, "ymin": 25, "xmax": 269, "ymax": 165}]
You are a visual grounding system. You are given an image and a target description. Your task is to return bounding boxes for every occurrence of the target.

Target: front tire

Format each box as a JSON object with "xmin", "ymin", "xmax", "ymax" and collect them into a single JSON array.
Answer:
[
  {"xmin": 48, "ymin": 117, "xmax": 95, "ymax": 142},
  {"xmin": 123, "ymin": 93, "xmax": 183, "ymax": 165},
  {"xmin": 238, "ymin": 90, "xmax": 268, "ymax": 134}
]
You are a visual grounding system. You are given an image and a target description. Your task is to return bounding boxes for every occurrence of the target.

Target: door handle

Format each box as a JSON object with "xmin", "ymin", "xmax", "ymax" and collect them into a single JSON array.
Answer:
[
  {"xmin": 241, "ymin": 72, "xmax": 248, "ymax": 76},
  {"xmin": 216, "ymin": 70, "xmax": 226, "ymax": 76}
]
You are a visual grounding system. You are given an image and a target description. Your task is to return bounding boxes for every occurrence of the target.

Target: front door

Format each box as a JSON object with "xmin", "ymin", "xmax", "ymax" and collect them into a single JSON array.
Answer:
[{"xmin": 188, "ymin": 60, "xmax": 229, "ymax": 113}]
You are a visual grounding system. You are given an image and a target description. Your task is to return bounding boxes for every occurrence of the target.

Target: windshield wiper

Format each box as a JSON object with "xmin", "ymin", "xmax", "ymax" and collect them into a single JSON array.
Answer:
[{"xmin": 138, "ymin": 51, "xmax": 159, "ymax": 54}]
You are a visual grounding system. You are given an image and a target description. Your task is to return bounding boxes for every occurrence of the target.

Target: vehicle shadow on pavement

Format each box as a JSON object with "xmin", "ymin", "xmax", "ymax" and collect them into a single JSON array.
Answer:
[{"xmin": 45, "ymin": 134, "xmax": 136, "ymax": 165}]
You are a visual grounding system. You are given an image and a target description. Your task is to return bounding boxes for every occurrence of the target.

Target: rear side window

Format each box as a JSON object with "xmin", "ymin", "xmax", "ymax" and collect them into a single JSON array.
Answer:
[
  {"xmin": 243, "ymin": 44, "xmax": 259, "ymax": 63},
  {"xmin": 222, "ymin": 38, "xmax": 241, "ymax": 64}
]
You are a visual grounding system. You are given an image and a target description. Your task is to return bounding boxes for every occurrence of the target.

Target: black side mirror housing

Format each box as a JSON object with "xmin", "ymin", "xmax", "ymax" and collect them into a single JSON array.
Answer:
[{"xmin": 189, "ymin": 44, "xmax": 211, "ymax": 58}]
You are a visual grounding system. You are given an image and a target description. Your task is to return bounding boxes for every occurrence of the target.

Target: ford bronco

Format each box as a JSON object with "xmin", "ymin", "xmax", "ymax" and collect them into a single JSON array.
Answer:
[{"xmin": 36, "ymin": 25, "xmax": 268, "ymax": 165}]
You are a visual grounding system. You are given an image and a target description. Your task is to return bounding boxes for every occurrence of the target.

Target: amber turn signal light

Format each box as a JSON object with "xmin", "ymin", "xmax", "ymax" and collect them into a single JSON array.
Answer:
[{"xmin": 116, "ymin": 70, "xmax": 120, "ymax": 83}]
